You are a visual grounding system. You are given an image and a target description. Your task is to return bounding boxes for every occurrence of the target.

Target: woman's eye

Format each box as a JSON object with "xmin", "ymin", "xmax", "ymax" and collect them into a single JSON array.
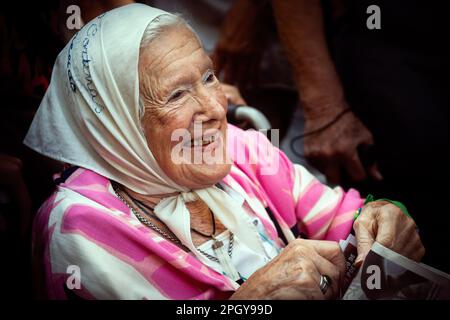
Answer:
[
  {"xmin": 204, "ymin": 72, "xmax": 216, "ymax": 84},
  {"xmin": 168, "ymin": 90, "xmax": 184, "ymax": 102}
]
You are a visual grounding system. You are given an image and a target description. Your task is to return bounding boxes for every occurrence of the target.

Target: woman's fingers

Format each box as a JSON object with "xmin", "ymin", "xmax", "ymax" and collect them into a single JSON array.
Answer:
[
  {"xmin": 400, "ymin": 231, "xmax": 425, "ymax": 261},
  {"xmin": 408, "ymin": 236, "xmax": 426, "ymax": 261},
  {"xmin": 389, "ymin": 211, "xmax": 424, "ymax": 261},
  {"xmin": 294, "ymin": 239, "xmax": 345, "ymax": 299},
  {"xmin": 376, "ymin": 204, "xmax": 417, "ymax": 254},
  {"xmin": 296, "ymin": 258, "xmax": 326, "ymax": 300},
  {"xmin": 356, "ymin": 201, "xmax": 425, "ymax": 264},
  {"xmin": 233, "ymin": 238, "xmax": 349, "ymax": 299},
  {"xmin": 309, "ymin": 252, "xmax": 342, "ymax": 299},
  {"xmin": 353, "ymin": 212, "xmax": 376, "ymax": 265},
  {"xmin": 374, "ymin": 207, "xmax": 399, "ymax": 250},
  {"xmin": 305, "ymin": 239, "xmax": 346, "ymax": 273}
]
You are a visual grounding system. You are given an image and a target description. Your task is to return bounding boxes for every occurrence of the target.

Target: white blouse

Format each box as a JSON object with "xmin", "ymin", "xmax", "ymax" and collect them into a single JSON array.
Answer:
[{"xmin": 196, "ymin": 183, "xmax": 284, "ymax": 282}]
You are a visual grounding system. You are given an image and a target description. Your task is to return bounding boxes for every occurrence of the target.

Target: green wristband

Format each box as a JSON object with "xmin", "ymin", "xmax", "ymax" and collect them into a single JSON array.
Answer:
[{"xmin": 363, "ymin": 194, "xmax": 412, "ymax": 218}]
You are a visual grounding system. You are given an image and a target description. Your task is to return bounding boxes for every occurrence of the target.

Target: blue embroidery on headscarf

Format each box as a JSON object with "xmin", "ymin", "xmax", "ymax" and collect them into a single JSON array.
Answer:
[
  {"xmin": 67, "ymin": 33, "xmax": 78, "ymax": 92},
  {"xmin": 66, "ymin": 12, "xmax": 107, "ymax": 113},
  {"xmin": 81, "ymin": 22, "xmax": 105, "ymax": 114}
]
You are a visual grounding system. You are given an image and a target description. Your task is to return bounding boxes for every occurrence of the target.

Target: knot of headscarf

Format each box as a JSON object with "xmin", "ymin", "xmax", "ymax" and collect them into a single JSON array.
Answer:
[{"xmin": 154, "ymin": 186, "xmax": 266, "ymax": 268}]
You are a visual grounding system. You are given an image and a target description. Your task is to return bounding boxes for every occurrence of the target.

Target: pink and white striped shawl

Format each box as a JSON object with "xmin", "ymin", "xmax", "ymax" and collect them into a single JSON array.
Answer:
[{"xmin": 32, "ymin": 125, "xmax": 363, "ymax": 299}]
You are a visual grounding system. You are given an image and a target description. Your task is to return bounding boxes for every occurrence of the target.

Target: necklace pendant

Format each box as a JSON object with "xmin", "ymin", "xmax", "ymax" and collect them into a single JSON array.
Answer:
[
  {"xmin": 212, "ymin": 236, "xmax": 240, "ymax": 282},
  {"xmin": 212, "ymin": 239, "xmax": 223, "ymax": 250}
]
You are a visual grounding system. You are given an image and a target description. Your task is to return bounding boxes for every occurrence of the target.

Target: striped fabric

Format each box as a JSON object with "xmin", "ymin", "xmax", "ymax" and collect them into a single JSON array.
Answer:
[{"xmin": 32, "ymin": 124, "xmax": 363, "ymax": 299}]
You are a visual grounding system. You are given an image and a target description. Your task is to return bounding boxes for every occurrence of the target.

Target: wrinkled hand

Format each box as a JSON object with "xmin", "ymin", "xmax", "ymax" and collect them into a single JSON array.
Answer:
[
  {"xmin": 230, "ymin": 239, "xmax": 346, "ymax": 300},
  {"xmin": 304, "ymin": 108, "xmax": 383, "ymax": 184},
  {"xmin": 353, "ymin": 201, "xmax": 425, "ymax": 265}
]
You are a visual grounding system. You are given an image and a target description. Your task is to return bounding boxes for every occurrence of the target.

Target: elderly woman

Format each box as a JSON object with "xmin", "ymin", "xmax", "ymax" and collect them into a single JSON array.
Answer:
[{"xmin": 25, "ymin": 4, "xmax": 424, "ymax": 300}]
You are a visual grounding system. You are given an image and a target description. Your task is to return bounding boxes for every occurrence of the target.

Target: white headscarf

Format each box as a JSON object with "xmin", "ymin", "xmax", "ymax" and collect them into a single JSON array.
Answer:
[{"xmin": 24, "ymin": 3, "xmax": 265, "ymax": 268}]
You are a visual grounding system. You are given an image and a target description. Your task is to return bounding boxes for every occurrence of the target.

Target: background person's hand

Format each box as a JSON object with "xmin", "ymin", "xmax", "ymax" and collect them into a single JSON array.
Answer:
[
  {"xmin": 303, "ymin": 107, "xmax": 383, "ymax": 185},
  {"xmin": 220, "ymin": 83, "xmax": 247, "ymax": 106},
  {"xmin": 212, "ymin": 0, "xmax": 270, "ymax": 86},
  {"xmin": 230, "ymin": 239, "xmax": 346, "ymax": 300},
  {"xmin": 353, "ymin": 201, "xmax": 425, "ymax": 265}
]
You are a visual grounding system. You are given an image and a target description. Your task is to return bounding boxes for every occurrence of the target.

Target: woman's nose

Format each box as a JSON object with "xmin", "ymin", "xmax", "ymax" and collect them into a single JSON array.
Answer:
[{"xmin": 192, "ymin": 90, "xmax": 226, "ymax": 123}]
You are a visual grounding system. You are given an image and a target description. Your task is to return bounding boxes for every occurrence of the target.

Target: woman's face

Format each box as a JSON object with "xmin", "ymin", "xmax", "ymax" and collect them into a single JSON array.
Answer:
[{"xmin": 139, "ymin": 25, "xmax": 231, "ymax": 190}]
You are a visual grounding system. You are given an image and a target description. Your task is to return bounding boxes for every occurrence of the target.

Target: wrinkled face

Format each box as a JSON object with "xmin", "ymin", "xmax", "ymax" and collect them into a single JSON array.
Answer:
[{"xmin": 138, "ymin": 25, "xmax": 231, "ymax": 190}]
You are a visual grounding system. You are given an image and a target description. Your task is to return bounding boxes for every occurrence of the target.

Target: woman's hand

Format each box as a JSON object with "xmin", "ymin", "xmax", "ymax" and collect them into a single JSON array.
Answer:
[
  {"xmin": 230, "ymin": 239, "xmax": 346, "ymax": 300},
  {"xmin": 353, "ymin": 201, "xmax": 425, "ymax": 265}
]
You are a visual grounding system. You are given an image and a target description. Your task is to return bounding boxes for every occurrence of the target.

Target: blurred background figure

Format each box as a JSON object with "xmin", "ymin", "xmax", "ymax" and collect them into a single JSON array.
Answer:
[{"xmin": 212, "ymin": 0, "xmax": 450, "ymax": 271}]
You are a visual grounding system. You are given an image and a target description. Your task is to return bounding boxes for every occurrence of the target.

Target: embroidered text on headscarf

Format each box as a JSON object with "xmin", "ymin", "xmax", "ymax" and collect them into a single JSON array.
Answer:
[{"xmin": 67, "ymin": 14, "xmax": 106, "ymax": 113}]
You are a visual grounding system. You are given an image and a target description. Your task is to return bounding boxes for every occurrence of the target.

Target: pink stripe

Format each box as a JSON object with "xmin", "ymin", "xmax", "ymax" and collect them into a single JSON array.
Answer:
[
  {"xmin": 324, "ymin": 210, "xmax": 355, "ymax": 241},
  {"xmin": 32, "ymin": 193, "xmax": 62, "ymax": 298},
  {"xmin": 152, "ymin": 265, "xmax": 214, "ymax": 299},
  {"xmin": 304, "ymin": 201, "xmax": 341, "ymax": 238},
  {"xmin": 307, "ymin": 194, "xmax": 342, "ymax": 225},
  {"xmin": 337, "ymin": 188, "xmax": 364, "ymax": 213},
  {"xmin": 329, "ymin": 209, "xmax": 356, "ymax": 229},
  {"xmin": 60, "ymin": 204, "xmax": 235, "ymax": 294},
  {"xmin": 296, "ymin": 181, "xmax": 325, "ymax": 220},
  {"xmin": 63, "ymin": 167, "xmax": 109, "ymax": 188}
]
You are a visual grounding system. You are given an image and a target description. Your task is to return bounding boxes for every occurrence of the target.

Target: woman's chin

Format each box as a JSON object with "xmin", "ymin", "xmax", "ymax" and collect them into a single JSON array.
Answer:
[{"xmin": 178, "ymin": 163, "xmax": 232, "ymax": 189}]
